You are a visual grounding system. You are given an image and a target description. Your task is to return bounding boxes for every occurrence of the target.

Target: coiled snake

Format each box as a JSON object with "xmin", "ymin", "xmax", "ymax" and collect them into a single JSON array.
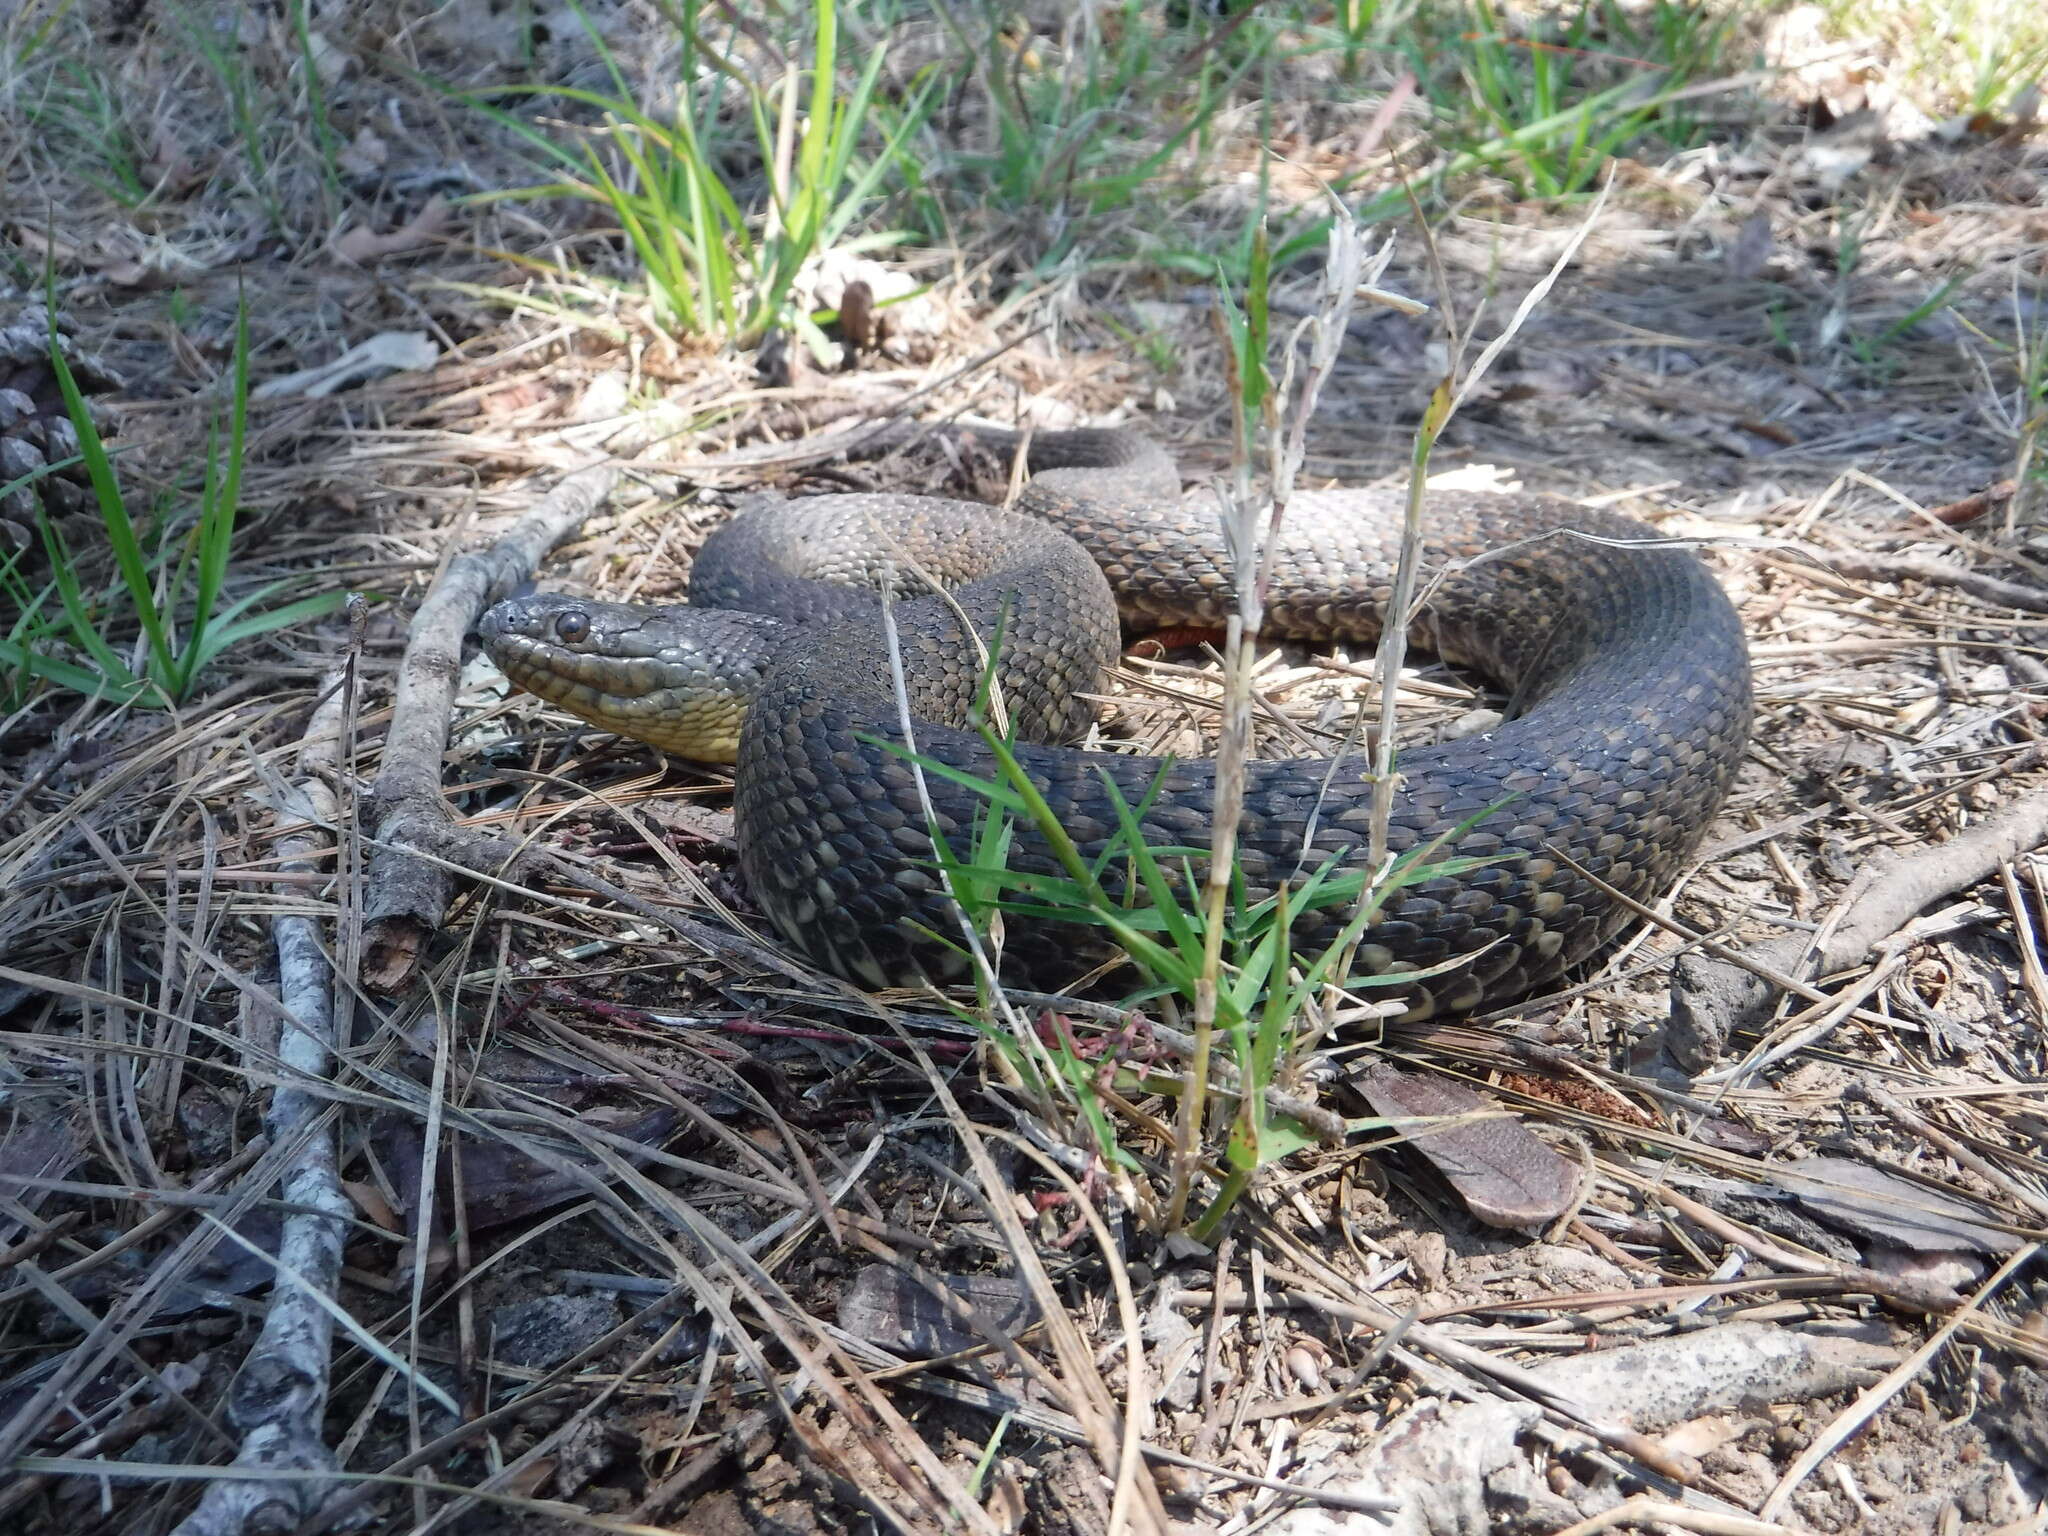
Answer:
[{"xmin": 480, "ymin": 429, "xmax": 1752, "ymax": 1016}]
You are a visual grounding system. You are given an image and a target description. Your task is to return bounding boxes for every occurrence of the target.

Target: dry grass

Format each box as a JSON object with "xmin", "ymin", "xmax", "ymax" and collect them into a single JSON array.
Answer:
[{"xmin": 3, "ymin": 2, "xmax": 2048, "ymax": 1532}]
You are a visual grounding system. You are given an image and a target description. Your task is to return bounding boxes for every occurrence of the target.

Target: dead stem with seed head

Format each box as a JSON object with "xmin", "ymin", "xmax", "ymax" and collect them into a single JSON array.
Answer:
[
  {"xmin": 1174, "ymin": 212, "xmax": 1380, "ymax": 1232},
  {"xmin": 858, "ymin": 210, "xmax": 1555, "ymax": 1241}
]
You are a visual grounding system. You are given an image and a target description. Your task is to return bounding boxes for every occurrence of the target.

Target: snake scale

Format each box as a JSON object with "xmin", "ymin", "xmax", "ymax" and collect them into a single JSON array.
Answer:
[{"xmin": 480, "ymin": 429, "xmax": 1752, "ymax": 1016}]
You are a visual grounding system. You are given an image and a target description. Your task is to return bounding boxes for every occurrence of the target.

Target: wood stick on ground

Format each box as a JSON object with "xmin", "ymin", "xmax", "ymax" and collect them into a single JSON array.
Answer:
[
  {"xmin": 171, "ymin": 639, "xmax": 359, "ymax": 1536},
  {"xmin": 1669, "ymin": 785, "xmax": 2048, "ymax": 1066},
  {"xmin": 1821, "ymin": 548, "xmax": 2048, "ymax": 615},
  {"xmin": 1918, "ymin": 479, "xmax": 2017, "ymax": 528},
  {"xmin": 1547, "ymin": 1496, "xmax": 1803, "ymax": 1536},
  {"xmin": 1267, "ymin": 1280, "xmax": 1699, "ymax": 1484},
  {"xmin": 361, "ymin": 461, "xmax": 621, "ymax": 993}
]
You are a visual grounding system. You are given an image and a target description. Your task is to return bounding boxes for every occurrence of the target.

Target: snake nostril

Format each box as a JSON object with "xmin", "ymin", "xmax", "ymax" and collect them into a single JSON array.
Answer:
[{"xmin": 554, "ymin": 610, "xmax": 591, "ymax": 644}]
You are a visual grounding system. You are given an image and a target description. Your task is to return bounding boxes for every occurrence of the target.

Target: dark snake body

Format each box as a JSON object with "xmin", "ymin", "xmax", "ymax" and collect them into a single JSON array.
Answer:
[{"xmin": 480, "ymin": 430, "xmax": 1752, "ymax": 1015}]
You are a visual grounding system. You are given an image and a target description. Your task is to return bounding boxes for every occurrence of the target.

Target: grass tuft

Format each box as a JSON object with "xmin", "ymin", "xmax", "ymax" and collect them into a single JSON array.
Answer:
[
  {"xmin": 0, "ymin": 301, "xmax": 348, "ymax": 709},
  {"xmin": 884, "ymin": 705, "xmax": 1499, "ymax": 1239},
  {"xmin": 1407, "ymin": 0, "xmax": 1743, "ymax": 202},
  {"xmin": 462, "ymin": 0, "xmax": 936, "ymax": 348},
  {"xmin": 1818, "ymin": 0, "xmax": 2048, "ymax": 117}
]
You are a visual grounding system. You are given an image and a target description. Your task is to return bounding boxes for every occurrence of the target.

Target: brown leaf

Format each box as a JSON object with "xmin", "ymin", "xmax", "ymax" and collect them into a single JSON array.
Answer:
[
  {"xmin": 838, "ymin": 1265, "xmax": 1037, "ymax": 1357},
  {"xmin": 142, "ymin": 123, "xmax": 207, "ymax": 198},
  {"xmin": 372, "ymin": 1104, "xmax": 681, "ymax": 1232},
  {"xmin": 331, "ymin": 196, "xmax": 453, "ymax": 264},
  {"xmin": 1924, "ymin": 478, "xmax": 2017, "ymax": 528},
  {"xmin": 1354, "ymin": 1064, "xmax": 1579, "ymax": 1230},
  {"xmin": 99, "ymin": 260, "xmax": 171, "ymax": 289},
  {"xmin": 10, "ymin": 226, "xmax": 81, "ymax": 264}
]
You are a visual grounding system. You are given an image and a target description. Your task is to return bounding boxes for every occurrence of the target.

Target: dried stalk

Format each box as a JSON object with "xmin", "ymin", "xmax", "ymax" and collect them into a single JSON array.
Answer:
[
  {"xmin": 171, "ymin": 617, "xmax": 362, "ymax": 1536},
  {"xmin": 1176, "ymin": 215, "xmax": 1383, "ymax": 1228},
  {"xmin": 1367, "ymin": 170, "xmax": 1614, "ymax": 877},
  {"xmin": 361, "ymin": 460, "xmax": 625, "ymax": 992}
]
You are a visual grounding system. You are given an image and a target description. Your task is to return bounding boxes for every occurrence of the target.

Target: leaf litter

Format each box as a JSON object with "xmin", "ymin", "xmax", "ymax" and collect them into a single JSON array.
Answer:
[{"xmin": 3, "ymin": 4, "xmax": 2048, "ymax": 1532}]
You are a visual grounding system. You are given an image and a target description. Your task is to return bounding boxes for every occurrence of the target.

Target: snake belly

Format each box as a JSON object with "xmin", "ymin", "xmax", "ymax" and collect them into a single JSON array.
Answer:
[{"xmin": 479, "ymin": 430, "xmax": 1752, "ymax": 1016}]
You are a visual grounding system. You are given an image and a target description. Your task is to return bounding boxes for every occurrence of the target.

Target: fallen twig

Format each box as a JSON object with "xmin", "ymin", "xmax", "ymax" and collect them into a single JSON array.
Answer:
[
  {"xmin": 362, "ymin": 461, "xmax": 623, "ymax": 992},
  {"xmin": 1547, "ymin": 1498, "xmax": 1803, "ymax": 1536},
  {"xmin": 1918, "ymin": 478, "xmax": 2018, "ymax": 528},
  {"xmin": 1821, "ymin": 547, "xmax": 2048, "ymax": 614},
  {"xmin": 1669, "ymin": 786, "xmax": 2048, "ymax": 1065},
  {"xmin": 1268, "ymin": 1278, "xmax": 1698, "ymax": 1484},
  {"xmin": 171, "ymin": 625, "xmax": 361, "ymax": 1536}
]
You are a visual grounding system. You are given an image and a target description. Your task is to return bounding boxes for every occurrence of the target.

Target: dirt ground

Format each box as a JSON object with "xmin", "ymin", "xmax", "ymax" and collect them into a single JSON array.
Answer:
[{"xmin": 4, "ymin": 3, "xmax": 2048, "ymax": 1533}]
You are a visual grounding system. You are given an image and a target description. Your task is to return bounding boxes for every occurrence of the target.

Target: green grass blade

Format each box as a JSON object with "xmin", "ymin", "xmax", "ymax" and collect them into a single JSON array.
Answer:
[
  {"xmin": 1093, "ymin": 768, "xmax": 1201, "ymax": 966},
  {"xmin": 44, "ymin": 311, "xmax": 174, "ymax": 686},
  {"xmin": 181, "ymin": 297, "xmax": 251, "ymax": 694},
  {"xmin": 0, "ymin": 634, "xmax": 138, "ymax": 697},
  {"xmin": 188, "ymin": 589, "xmax": 352, "ymax": 672},
  {"xmin": 31, "ymin": 511, "xmax": 140, "ymax": 691}
]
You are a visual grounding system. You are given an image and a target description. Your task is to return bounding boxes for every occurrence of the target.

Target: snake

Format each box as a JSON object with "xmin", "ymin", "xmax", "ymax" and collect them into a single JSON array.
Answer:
[{"xmin": 478, "ymin": 428, "xmax": 1752, "ymax": 1017}]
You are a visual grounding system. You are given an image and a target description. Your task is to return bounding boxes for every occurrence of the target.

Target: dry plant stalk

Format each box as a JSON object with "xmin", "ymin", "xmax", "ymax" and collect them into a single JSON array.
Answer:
[
  {"xmin": 1168, "ymin": 220, "xmax": 1383, "ymax": 1230},
  {"xmin": 1366, "ymin": 170, "xmax": 1615, "ymax": 877},
  {"xmin": 172, "ymin": 618, "xmax": 363, "ymax": 1536},
  {"xmin": 362, "ymin": 461, "xmax": 625, "ymax": 990}
]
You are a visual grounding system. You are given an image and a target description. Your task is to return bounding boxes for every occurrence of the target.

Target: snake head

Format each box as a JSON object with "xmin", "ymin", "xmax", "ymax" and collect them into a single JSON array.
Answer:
[{"xmin": 478, "ymin": 593, "xmax": 784, "ymax": 763}]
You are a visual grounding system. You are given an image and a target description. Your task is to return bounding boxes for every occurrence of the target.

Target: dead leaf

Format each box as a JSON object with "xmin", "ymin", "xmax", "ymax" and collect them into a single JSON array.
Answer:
[
  {"xmin": 12, "ymin": 225, "xmax": 203, "ymax": 287},
  {"xmin": 372, "ymin": 1105, "xmax": 681, "ymax": 1233},
  {"xmin": 98, "ymin": 260, "xmax": 175, "ymax": 290},
  {"xmin": 1353, "ymin": 1063, "xmax": 1579, "ymax": 1231},
  {"xmin": 142, "ymin": 123, "xmax": 207, "ymax": 198},
  {"xmin": 331, "ymin": 196, "xmax": 452, "ymax": 264},
  {"xmin": 10, "ymin": 226, "xmax": 81, "ymax": 264},
  {"xmin": 838, "ymin": 1265, "xmax": 1037, "ymax": 1357},
  {"xmin": 337, "ymin": 126, "xmax": 389, "ymax": 179}
]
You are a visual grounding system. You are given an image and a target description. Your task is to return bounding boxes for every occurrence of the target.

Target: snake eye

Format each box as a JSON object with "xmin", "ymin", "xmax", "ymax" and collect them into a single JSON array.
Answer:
[{"xmin": 554, "ymin": 610, "xmax": 591, "ymax": 644}]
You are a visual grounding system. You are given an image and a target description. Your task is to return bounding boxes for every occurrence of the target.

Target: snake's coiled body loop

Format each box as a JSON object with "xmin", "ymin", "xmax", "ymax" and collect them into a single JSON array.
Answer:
[{"xmin": 481, "ymin": 429, "xmax": 1752, "ymax": 1015}]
